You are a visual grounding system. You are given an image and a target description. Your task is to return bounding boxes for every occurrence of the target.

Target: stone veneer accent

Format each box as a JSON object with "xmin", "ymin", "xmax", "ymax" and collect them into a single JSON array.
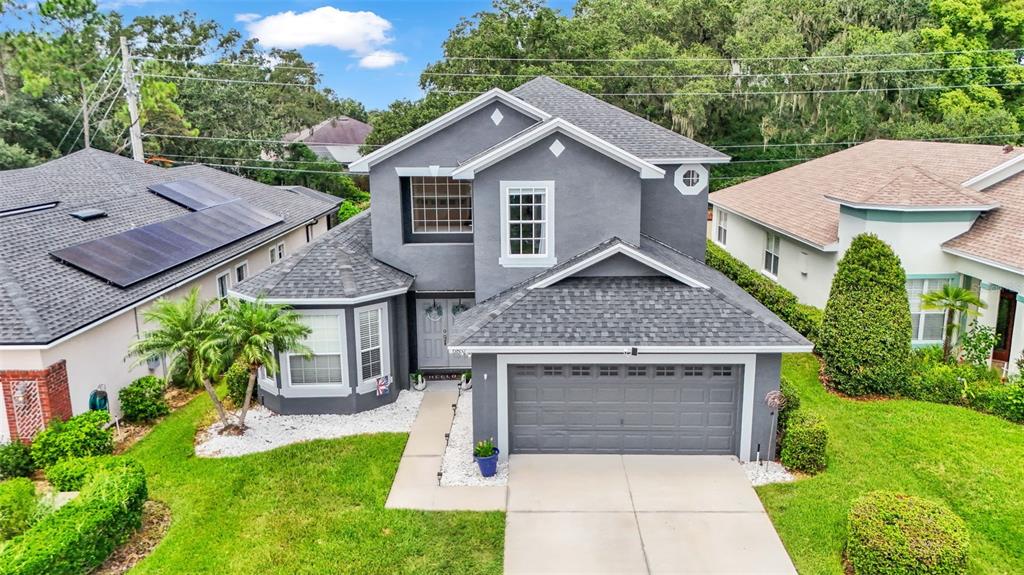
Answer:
[{"xmin": 0, "ymin": 360, "xmax": 72, "ymax": 442}]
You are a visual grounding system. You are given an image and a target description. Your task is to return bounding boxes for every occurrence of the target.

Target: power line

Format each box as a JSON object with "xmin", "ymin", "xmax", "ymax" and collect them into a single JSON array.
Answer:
[
  {"xmin": 148, "ymin": 156, "xmax": 351, "ymax": 175},
  {"xmin": 140, "ymin": 73, "xmax": 316, "ymax": 88},
  {"xmin": 443, "ymin": 81, "xmax": 1024, "ymax": 97},
  {"xmin": 56, "ymin": 58, "xmax": 118, "ymax": 152},
  {"xmin": 135, "ymin": 56, "xmax": 317, "ymax": 72},
  {"xmin": 712, "ymin": 132, "xmax": 1024, "ymax": 149},
  {"xmin": 142, "ymin": 132, "xmax": 385, "ymax": 147},
  {"xmin": 154, "ymin": 152, "xmax": 345, "ymax": 165},
  {"xmin": 442, "ymin": 47, "xmax": 1021, "ymax": 63},
  {"xmin": 422, "ymin": 65, "xmax": 1009, "ymax": 80}
]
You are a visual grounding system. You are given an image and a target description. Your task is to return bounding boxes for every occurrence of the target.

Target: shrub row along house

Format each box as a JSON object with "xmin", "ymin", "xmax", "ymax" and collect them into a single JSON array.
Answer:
[
  {"xmin": 230, "ymin": 76, "xmax": 811, "ymax": 461},
  {"xmin": 0, "ymin": 150, "xmax": 339, "ymax": 441},
  {"xmin": 711, "ymin": 140, "xmax": 1024, "ymax": 372}
]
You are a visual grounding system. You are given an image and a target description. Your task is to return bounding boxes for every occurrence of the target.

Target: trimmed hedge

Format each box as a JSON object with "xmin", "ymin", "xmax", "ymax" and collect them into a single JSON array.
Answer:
[
  {"xmin": 31, "ymin": 411, "xmax": 113, "ymax": 470},
  {"xmin": 0, "ymin": 478, "xmax": 40, "ymax": 541},
  {"xmin": 0, "ymin": 457, "xmax": 147, "ymax": 575},
  {"xmin": 818, "ymin": 234, "xmax": 912, "ymax": 396},
  {"xmin": 973, "ymin": 381, "xmax": 1024, "ymax": 423},
  {"xmin": 705, "ymin": 241, "xmax": 822, "ymax": 342},
  {"xmin": 777, "ymin": 375, "xmax": 802, "ymax": 435},
  {"xmin": 847, "ymin": 491, "xmax": 969, "ymax": 575},
  {"xmin": 0, "ymin": 442, "xmax": 35, "ymax": 480},
  {"xmin": 780, "ymin": 411, "xmax": 828, "ymax": 474},
  {"xmin": 119, "ymin": 375, "xmax": 170, "ymax": 423},
  {"xmin": 45, "ymin": 455, "xmax": 118, "ymax": 492}
]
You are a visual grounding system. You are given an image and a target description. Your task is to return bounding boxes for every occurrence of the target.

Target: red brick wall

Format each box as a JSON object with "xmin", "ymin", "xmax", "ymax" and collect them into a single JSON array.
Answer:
[{"xmin": 0, "ymin": 359, "xmax": 71, "ymax": 442}]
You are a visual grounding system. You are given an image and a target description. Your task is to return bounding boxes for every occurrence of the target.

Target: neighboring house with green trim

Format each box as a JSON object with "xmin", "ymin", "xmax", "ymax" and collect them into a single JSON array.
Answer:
[{"xmin": 710, "ymin": 139, "xmax": 1024, "ymax": 371}]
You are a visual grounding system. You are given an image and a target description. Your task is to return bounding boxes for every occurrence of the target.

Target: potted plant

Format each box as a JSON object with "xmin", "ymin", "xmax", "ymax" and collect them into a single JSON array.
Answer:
[
  {"xmin": 460, "ymin": 370, "xmax": 472, "ymax": 391},
  {"xmin": 411, "ymin": 371, "xmax": 427, "ymax": 391},
  {"xmin": 474, "ymin": 438, "xmax": 499, "ymax": 477}
]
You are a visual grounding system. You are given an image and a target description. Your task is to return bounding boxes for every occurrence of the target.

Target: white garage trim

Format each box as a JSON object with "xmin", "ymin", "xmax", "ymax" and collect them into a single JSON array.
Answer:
[{"xmin": 495, "ymin": 353, "xmax": 757, "ymax": 463}]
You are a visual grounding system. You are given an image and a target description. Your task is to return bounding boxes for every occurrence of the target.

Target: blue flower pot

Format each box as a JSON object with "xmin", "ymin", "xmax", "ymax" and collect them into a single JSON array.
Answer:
[{"xmin": 475, "ymin": 448, "xmax": 500, "ymax": 477}]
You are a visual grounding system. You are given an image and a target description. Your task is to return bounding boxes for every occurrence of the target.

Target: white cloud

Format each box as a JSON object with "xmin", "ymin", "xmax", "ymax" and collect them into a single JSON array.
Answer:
[
  {"xmin": 358, "ymin": 50, "xmax": 407, "ymax": 69},
  {"xmin": 234, "ymin": 13, "xmax": 261, "ymax": 23},
  {"xmin": 244, "ymin": 7, "xmax": 403, "ymax": 66}
]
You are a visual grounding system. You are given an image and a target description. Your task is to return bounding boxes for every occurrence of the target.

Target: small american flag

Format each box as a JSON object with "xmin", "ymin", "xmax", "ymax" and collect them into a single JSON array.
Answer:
[{"xmin": 376, "ymin": 375, "xmax": 392, "ymax": 397}]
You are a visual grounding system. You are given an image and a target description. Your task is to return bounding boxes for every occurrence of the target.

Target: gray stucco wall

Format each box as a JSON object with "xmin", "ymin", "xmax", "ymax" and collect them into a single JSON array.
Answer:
[
  {"xmin": 471, "ymin": 132, "xmax": 642, "ymax": 300},
  {"xmin": 750, "ymin": 353, "xmax": 782, "ymax": 461},
  {"xmin": 471, "ymin": 353, "xmax": 499, "ymax": 445},
  {"xmin": 640, "ymin": 165, "xmax": 709, "ymax": 261},
  {"xmin": 369, "ymin": 102, "xmax": 538, "ymax": 292},
  {"xmin": 260, "ymin": 293, "xmax": 409, "ymax": 415}
]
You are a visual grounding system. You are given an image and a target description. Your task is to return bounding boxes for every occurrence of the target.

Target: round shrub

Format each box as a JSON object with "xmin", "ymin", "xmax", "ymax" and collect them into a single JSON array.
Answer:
[
  {"xmin": 0, "ymin": 478, "xmax": 40, "ymax": 541},
  {"xmin": 31, "ymin": 411, "xmax": 113, "ymax": 470},
  {"xmin": 225, "ymin": 360, "xmax": 256, "ymax": 407},
  {"xmin": 777, "ymin": 375, "xmax": 802, "ymax": 435},
  {"xmin": 45, "ymin": 455, "xmax": 118, "ymax": 492},
  {"xmin": 0, "ymin": 442, "xmax": 35, "ymax": 480},
  {"xmin": 780, "ymin": 411, "xmax": 828, "ymax": 474},
  {"xmin": 819, "ymin": 234, "xmax": 912, "ymax": 396},
  {"xmin": 847, "ymin": 491, "xmax": 968, "ymax": 575},
  {"xmin": 119, "ymin": 375, "xmax": 169, "ymax": 423}
]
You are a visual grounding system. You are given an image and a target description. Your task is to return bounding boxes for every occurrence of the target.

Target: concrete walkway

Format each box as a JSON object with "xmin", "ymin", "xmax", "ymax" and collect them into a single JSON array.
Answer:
[
  {"xmin": 505, "ymin": 454, "xmax": 797, "ymax": 575},
  {"xmin": 384, "ymin": 389, "xmax": 506, "ymax": 511}
]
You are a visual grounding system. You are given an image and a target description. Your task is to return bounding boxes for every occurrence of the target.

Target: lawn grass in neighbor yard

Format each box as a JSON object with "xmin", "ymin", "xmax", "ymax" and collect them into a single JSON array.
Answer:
[
  {"xmin": 761, "ymin": 354, "xmax": 1024, "ymax": 574},
  {"xmin": 126, "ymin": 394, "xmax": 504, "ymax": 574}
]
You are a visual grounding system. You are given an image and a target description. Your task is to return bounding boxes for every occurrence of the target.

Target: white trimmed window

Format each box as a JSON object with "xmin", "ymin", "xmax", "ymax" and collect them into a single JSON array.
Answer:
[
  {"xmin": 500, "ymin": 180, "xmax": 555, "ymax": 267},
  {"xmin": 269, "ymin": 242, "xmax": 285, "ymax": 264},
  {"xmin": 356, "ymin": 303, "xmax": 391, "ymax": 387},
  {"xmin": 410, "ymin": 176, "xmax": 473, "ymax": 233},
  {"xmin": 288, "ymin": 314, "xmax": 345, "ymax": 386},
  {"xmin": 763, "ymin": 232, "xmax": 780, "ymax": 277},
  {"xmin": 907, "ymin": 278, "xmax": 952, "ymax": 342},
  {"xmin": 716, "ymin": 210, "xmax": 728, "ymax": 245},
  {"xmin": 216, "ymin": 272, "xmax": 230, "ymax": 298},
  {"xmin": 235, "ymin": 261, "xmax": 248, "ymax": 283}
]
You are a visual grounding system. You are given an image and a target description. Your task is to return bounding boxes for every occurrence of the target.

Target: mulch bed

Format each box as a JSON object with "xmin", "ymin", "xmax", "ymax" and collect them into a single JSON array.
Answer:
[
  {"xmin": 91, "ymin": 500, "xmax": 172, "ymax": 575},
  {"xmin": 114, "ymin": 388, "xmax": 202, "ymax": 454}
]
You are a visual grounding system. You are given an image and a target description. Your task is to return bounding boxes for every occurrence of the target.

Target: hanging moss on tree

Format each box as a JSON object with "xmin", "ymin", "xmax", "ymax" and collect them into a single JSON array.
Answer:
[{"xmin": 818, "ymin": 233, "xmax": 912, "ymax": 396}]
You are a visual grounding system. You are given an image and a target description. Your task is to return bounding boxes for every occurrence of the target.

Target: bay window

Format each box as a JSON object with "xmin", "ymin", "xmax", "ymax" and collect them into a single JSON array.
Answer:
[
  {"xmin": 356, "ymin": 303, "xmax": 391, "ymax": 389},
  {"xmin": 287, "ymin": 314, "xmax": 346, "ymax": 386}
]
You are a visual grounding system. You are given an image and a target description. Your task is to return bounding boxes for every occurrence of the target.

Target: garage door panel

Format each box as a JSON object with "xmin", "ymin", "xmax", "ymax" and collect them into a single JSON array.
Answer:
[{"xmin": 510, "ymin": 364, "xmax": 741, "ymax": 455}]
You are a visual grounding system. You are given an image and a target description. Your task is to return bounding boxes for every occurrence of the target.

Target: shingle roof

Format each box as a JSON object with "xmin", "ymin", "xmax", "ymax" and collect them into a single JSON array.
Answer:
[
  {"xmin": 710, "ymin": 140, "xmax": 1023, "ymax": 248},
  {"xmin": 282, "ymin": 116, "xmax": 371, "ymax": 146},
  {"xmin": 449, "ymin": 235, "xmax": 810, "ymax": 349},
  {"xmin": 510, "ymin": 76, "xmax": 728, "ymax": 162},
  {"xmin": 231, "ymin": 210, "xmax": 413, "ymax": 301},
  {"xmin": 824, "ymin": 166, "xmax": 999, "ymax": 211},
  {"xmin": 0, "ymin": 149, "xmax": 340, "ymax": 345},
  {"xmin": 944, "ymin": 171, "xmax": 1024, "ymax": 272}
]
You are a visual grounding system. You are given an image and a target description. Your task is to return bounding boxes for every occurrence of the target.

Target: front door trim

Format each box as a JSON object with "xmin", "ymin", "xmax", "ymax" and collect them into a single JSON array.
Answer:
[
  {"xmin": 495, "ymin": 353, "xmax": 757, "ymax": 463},
  {"xmin": 993, "ymin": 288, "xmax": 1018, "ymax": 363}
]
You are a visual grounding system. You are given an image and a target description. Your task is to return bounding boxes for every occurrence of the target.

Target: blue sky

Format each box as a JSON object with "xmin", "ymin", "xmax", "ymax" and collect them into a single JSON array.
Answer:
[{"xmin": 107, "ymin": 1, "xmax": 573, "ymax": 110}]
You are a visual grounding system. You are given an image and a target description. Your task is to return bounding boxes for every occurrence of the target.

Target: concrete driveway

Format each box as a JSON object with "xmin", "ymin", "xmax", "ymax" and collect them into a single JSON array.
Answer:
[{"xmin": 504, "ymin": 455, "xmax": 797, "ymax": 574}]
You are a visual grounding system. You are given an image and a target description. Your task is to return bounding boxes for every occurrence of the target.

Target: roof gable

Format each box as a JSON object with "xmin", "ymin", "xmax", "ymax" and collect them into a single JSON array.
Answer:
[
  {"xmin": 529, "ymin": 241, "xmax": 707, "ymax": 289},
  {"xmin": 348, "ymin": 88, "xmax": 550, "ymax": 173},
  {"xmin": 824, "ymin": 166, "xmax": 999, "ymax": 212}
]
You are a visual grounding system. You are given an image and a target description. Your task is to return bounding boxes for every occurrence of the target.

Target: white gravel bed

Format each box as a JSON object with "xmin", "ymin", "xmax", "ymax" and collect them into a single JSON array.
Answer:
[
  {"xmin": 195, "ymin": 390, "xmax": 424, "ymax": 458},
  {"xmin": 440, "ymin": 390, "xmax": 508, "ymax": 486},
  {"xmin": 743, "ymin": 460, "xmax": 795, "ymax": 486}
]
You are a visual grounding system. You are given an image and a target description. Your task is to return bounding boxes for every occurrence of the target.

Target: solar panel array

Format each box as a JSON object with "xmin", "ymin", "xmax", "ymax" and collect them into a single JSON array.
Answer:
[
  {"xmin": 148, "ymin": 180, "xmax": 236, "ymax": 210},
  {"xmin": 50, "ymin": 180, "xmax": 283, "ymax": 288}
]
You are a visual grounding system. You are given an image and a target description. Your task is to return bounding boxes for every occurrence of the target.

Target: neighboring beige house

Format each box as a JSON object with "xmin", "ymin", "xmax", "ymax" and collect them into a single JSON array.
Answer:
[
  {"xmin": 282, "ymin": 116, "xmax": 372, "ymax": 166},
  {"xmin": 709, "ymin": 139, "xmax": 1024, "ymax": 372},
  {"xmin": 0, "ymin": 149, "xmax": 339, "ymax": 441}
]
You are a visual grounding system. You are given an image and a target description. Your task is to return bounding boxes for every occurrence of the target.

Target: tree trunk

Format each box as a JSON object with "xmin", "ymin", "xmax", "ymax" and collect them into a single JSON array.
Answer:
[
  {"xmin": 942, "ymin": 308, "xmax": 955, "ymax": 362},
  {"xmin": 202, "ymin": 377, "xmax": 231, "ymax": 427},
  {"xmin": 237, "ymin": 368, "xmax": 258, "ymax": 430}
]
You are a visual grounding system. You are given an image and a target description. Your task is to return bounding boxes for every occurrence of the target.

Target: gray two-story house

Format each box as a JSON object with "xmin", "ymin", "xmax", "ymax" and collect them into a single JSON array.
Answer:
[{"xmin": 232, "ymin": 77, "xmax": 811, "ymax": 462}]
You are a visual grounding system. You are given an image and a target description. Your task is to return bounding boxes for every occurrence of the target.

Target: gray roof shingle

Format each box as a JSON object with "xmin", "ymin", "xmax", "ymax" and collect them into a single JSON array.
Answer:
[
  {"xmin": 510, "ymin": 76, "xmax": 729, "ymax": 162},
  {"xmin": 449, "ymin": 235, "xmax": 810, "ymax": 349},
  {"xmin": 0, "ymin": 149, "xmax": 340, "ymax": 345},
  {"xmin": 231, "ymin": 210, "xmax": 413, "ymax": 301}
]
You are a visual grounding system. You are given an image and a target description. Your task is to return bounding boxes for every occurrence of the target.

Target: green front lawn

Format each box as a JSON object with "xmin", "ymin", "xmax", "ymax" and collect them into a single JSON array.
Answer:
[
  {"xmin": 126, "ymin": 394, "xmax": 504, "ymax": 574},
  {"xmin": 762, "ymin": 354, "xmax": 1024, "ymax": 574}
]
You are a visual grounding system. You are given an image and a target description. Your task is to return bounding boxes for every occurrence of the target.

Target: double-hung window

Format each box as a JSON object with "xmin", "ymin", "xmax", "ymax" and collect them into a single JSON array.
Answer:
[
  {"xmin": 216, "ymin": 272, "xmax": 230, "ymax": 299},
  {"xmin": 269, "ymin": 242, "xmax": 285, "ymax": 264},
  {"xmin": 907, "ymin": 278, "xmax": 953, "ymax": 343},
  {"xmin": 716, "ymin": 210, "xmax": 728, "ymax": 245},
  {"xmin": 763, "ymin": 232, "xmax": 780, "ymax": 277},
  {"xmin": 288, "ymin": 314, "xmax": 345, "ymax": 387},
  {"xmin": 356, "ymin": 303, "xmax": 390, "ymax": 390},
  {"xmin": 235, "ymin": 261, "xmax": 248, "ymax": 283},
  {"xmin": 500, "ymin": 181, "xmax": 555, "ymax": 267}
]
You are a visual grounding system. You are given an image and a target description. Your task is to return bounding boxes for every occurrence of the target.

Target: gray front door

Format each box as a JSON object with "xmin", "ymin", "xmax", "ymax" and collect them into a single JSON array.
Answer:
[
  {"xmin": 415, "ymin": 298, "xmax": 472, "ymax": 369},
  {"xmin": 509, "ymin": 364, "xmax": 741, "ymax": 455}
]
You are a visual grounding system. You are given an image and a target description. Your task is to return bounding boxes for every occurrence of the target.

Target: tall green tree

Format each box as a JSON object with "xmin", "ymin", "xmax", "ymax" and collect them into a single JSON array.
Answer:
[
  {"xmin": 220, "ymin": 299, "xmax": 310, "ymax": 431},
  {"xmin": 922, "ymin": 283, "xmax": 986, "ymax": 361}
]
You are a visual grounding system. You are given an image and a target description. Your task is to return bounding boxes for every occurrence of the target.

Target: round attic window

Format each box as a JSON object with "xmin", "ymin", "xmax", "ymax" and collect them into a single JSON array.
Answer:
[{"xmin": 673, "ymin": 164, "xmax": 708, "ymax": 195}]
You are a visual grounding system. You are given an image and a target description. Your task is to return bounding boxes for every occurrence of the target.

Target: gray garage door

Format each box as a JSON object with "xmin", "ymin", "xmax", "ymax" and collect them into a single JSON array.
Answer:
[{"xmin": 509, "ymin": 364, "xmax": 741, "ymax": 455}]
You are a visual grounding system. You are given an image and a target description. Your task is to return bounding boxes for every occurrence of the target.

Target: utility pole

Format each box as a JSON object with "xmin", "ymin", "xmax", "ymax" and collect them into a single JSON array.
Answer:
[
  {"xmin": 119, "ymin": 36, "xmax": 144, "ymax": 162},
  {"xmin": 80, "ymin": 80, "xmax": 91, "ymax": 148}
]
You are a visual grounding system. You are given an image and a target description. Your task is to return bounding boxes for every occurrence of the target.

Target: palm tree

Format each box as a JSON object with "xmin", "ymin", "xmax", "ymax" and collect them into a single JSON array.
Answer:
[
  {"xmin": 127, "ymin": 288, "xmax": 231, "ymax": 427},
  {"xmin": 922, "ymin": 284, "xmax": 987, "ymax": 362},
  {"xmin": 221, "ymin": 298, "xmax": 311, "ymax": 430}
]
